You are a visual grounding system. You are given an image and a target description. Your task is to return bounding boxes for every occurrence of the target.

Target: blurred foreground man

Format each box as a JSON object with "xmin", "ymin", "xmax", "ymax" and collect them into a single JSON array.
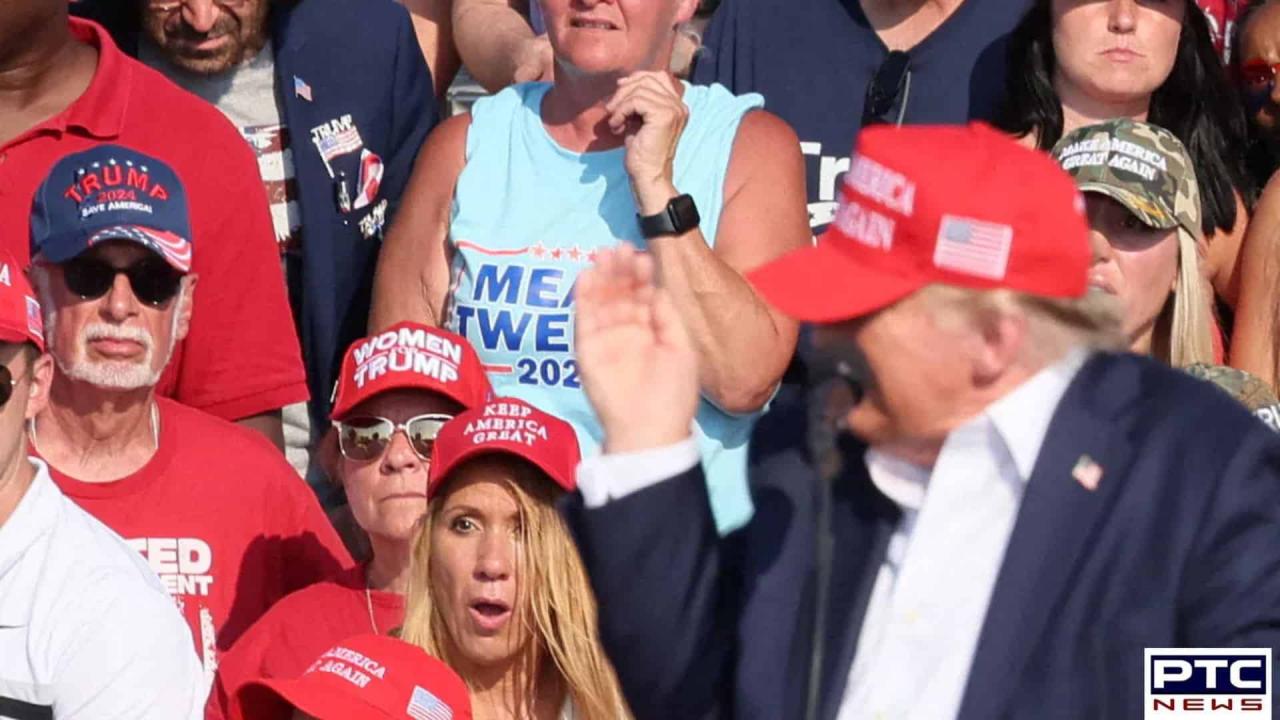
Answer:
[
  {"xmin": 0, "ymin": 251, "xmax": 203, "ymax": 719},
  {"xmin": 567, "ymin": 123, "xmax": 1280, "ymax": 720}
]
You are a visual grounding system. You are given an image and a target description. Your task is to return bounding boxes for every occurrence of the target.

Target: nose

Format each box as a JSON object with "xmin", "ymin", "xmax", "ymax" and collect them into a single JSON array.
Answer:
[
  {"xmin": 473, "ymin": 529, "xmax": 513, "ymax": 582},
  {"xmin": 100, "ymin": 271, "xmax": 141, "ymax": 322},
  {"xmin": 180, "ymin": 0, "xmax": 221, "ymax": 34},
  {"xmin": 380, "ymin": 430, "xmax": 423, "ymax": 475},
  {"xmin": 1107, "ymin": 0, "xmax": 1137, "ymax": 34},
  {"xmin": 1088, "ymin": 227, "xmax": 1114, "ymax": 266}
]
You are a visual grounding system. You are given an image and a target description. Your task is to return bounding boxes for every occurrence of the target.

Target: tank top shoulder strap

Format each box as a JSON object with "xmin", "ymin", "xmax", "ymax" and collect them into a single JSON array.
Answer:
[{"xmin": 464, "ymin": 82, "xmax": 554, "ymax": 161}]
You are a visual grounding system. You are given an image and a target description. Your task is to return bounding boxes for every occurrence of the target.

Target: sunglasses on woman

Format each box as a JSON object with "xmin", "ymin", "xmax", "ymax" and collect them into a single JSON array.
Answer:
[
  {"xmin": 333, "ymin": 414, "xmax": 453, "ymax": 462},
  {"xmin": 61, "ymin": 256, "xmax": 185, "ymax": 307},
  {"xmin": 0, "ymin": 364, "xmax": 23, "ymax": 409},
  {"xmin": 863, "ymin": 50, "xmax": 912, "ymax": 127}
]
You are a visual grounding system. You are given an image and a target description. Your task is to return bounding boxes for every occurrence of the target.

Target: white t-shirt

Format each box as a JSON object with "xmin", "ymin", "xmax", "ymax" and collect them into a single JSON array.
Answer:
[{"xmin": 0, "ymin": 458, "xmax": 204, "ymax": 719}]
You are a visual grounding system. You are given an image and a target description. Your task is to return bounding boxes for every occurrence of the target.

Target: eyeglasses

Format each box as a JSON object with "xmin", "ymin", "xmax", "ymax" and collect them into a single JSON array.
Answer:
[
  {"xmin": 61, "ymin": 256, "xmax": 184, "ymax": 307},
  {"xmin": 1240, "ymin": 59, "xmax": 1280, "ymax": 101},
  {"xmin": 333, "ymin": 414, "xmax": 453, "ymax": 462},
  {"xmin": 862, "ymin": 50, "xmax": 912, "ymax": 127}
]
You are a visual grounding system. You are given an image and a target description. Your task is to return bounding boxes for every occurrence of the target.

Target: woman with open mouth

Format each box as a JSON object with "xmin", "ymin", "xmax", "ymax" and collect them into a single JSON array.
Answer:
[{"xmin": 402, "ymin": 397, "xmax": 628, "ymax": 720}]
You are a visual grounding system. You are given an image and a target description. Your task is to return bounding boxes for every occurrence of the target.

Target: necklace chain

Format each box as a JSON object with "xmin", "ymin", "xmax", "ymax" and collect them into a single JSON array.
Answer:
[{"xmin": 365, "ymin": 583, "xmax": 379, "ymax": 635}]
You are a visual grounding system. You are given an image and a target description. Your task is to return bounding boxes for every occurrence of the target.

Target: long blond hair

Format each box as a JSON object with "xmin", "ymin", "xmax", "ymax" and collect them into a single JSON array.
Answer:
[
  {"xmin": 402, "ymin": 460, "xmax": 629, "ymax": 719},
  {"xmin": 1151, "ymin": 227, "xmax": 1215, "ymax": 367}
]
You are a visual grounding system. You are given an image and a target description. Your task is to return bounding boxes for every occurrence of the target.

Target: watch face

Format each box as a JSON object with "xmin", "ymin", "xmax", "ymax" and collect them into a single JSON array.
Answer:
[{"xmin": 672, "ymin": 194, "xmax": 700, "ymax": 229}]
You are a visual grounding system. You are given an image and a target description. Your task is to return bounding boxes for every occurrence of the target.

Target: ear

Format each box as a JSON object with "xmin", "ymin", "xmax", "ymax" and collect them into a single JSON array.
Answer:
[
  {"xmin": 175, "ymin": 274, "xmax": 198, "ymax": 342},
  {"xmin": 971, "ymin": 307, "xmax": 1028, "ymax": 386},
  {"xmin": 24, "ymin": 351, "xmax": 54, "ymax": 422}
]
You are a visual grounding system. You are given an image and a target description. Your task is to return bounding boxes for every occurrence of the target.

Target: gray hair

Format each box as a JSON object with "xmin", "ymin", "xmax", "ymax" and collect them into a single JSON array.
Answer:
[{"xmin": 920, "ymin": 284, "xmax": 1126, "ymax": 365}]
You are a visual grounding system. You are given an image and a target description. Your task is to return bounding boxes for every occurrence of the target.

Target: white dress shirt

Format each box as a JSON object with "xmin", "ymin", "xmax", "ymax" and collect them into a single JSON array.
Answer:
[{"xmin": 577, "ymin": 350, "xmax": 1089, "ymax": 720}]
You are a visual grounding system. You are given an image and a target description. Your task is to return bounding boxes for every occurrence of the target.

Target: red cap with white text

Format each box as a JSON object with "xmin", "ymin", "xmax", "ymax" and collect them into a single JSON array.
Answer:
[
  {"xmin": 331, "ymin": 322, "xmax": 491, "ymax": 421},
  {"xmin": 0, "ymin": 251, "xmax": 44, "ymax": 351},
  {"xmin": 747, "ymin": 123, "xmax": 1091, "ymax": 322},
  {"xmin": 428, "ymin": 398, "xmax": 581, "ymax": 498},
  {"xmin": 235, "ymin": 634, "xmax": 471, "ymax": 720}
]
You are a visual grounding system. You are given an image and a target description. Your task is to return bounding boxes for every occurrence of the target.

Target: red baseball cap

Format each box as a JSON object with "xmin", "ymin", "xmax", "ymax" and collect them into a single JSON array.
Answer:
[
  {"xmin": 235, "ymin": 634, "xmax": 471, "ymax": 720},
  {"xmin": 748, "ymin": 123, "xmax": 1091, "ymax": 323},
  {"xmin": 427, "ymin": 398, "xmax": 580, "ymax": 499},
  {"xmin": 331, "ymin": 322, "xmax": 492, "ymax": 421},
  {"xmin": 0, "ymin": 252, "xmax": 44, "ymax": 352}
]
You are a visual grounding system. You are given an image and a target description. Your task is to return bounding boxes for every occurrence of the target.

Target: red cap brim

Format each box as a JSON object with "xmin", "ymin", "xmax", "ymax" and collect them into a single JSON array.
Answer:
[
  {"xmin": 746, "ymin": 239, "xmax": 923, "ymax": 323},
  {"xmin": 237, "ymin": 677, "xmax": 381, "ymax": 720},
  {"xmin": 429, "ymin": 444, "xmax": 575, "ymax": 500}
]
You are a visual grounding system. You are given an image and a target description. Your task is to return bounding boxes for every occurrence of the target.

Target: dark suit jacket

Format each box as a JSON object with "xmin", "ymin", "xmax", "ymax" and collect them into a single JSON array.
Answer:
[
  {"xmin": 76, "ymin": 0, "xmax": 438, "ymax": 438},
  {"xmin": 566, "ymin": 353, "xmax": 1280, "ymax": 719}
]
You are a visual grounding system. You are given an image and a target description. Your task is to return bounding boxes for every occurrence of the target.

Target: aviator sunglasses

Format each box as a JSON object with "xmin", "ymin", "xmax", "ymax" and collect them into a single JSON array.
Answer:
[
  {"xmin": 61, "ymin": 256, "xmax": 184, "ymax": 307},
  {"xmin": 862, "ymin": 50, "xmax": 912, "ymax": 127},
  {"xmin": 333, "ymin": 413, "xmax": 454, "ymax": 462}
]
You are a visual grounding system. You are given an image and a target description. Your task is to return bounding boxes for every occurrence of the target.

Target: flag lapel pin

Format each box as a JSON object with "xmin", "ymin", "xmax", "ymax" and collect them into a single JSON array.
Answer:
[
  {"xmin": 294, "ymin": 75, "xmax": 313, "ymax": 102},
  {"xmin": 1071, "ymin": 454, "xmax": 1103, "ymax": 492}
]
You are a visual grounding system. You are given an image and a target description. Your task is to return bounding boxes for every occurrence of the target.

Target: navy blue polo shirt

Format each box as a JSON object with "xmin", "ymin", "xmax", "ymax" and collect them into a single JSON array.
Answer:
[{"xmin": 693, "ymin": 0, "xmax": 1032, "ymax": 234}]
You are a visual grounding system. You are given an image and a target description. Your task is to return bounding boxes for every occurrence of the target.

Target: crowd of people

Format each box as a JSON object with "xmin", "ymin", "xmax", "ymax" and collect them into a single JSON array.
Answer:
[{"xmin": 3, "ymin": 0, "xmax": 1280, "ymax": 718}]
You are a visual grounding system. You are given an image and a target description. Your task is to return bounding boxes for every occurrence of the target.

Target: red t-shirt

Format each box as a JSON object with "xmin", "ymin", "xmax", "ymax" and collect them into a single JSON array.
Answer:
[
  {"xmin": 42, "ymin": 398, "xmax": 353, "ymax": 684},
  {"xmin": 1196, "ymin": 0, "xmax": 1250, "ymax": 63},
  {"xmin": 0, "ymin": 18, "xmax": 307, "ymax": 420},
  {"xmin": 205, "ymin": 564, "xmax": 406, "ymax": 720}
]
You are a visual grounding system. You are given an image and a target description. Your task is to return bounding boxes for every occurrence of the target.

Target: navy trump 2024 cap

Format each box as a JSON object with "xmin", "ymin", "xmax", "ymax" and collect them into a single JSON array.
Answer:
[{"xmin": 29, "ymin": 144, "xmax": 193, "ymax": 272}]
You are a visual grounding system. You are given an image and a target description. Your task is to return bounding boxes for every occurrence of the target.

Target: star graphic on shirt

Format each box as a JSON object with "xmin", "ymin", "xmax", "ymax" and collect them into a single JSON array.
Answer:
[
  {"xmin": 531, "ymin": 243, "xmax": 547, "ymax": 259},
  {"xmin": 586, "ymin": 250, "xmax": 599, "ymax": 263},
  {"xmin": 568, "ymin": 246, "xmax": 583, "ymax": 261},
  {"xmin": 550, "ymin": 248, "xmax": 563, "ymax": 260}
]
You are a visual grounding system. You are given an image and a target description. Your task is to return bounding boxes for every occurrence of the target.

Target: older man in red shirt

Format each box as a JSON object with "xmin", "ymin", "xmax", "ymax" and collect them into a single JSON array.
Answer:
[{"xmin": 0, "ymin": 1, "xmax": 306, "ymax": 444}]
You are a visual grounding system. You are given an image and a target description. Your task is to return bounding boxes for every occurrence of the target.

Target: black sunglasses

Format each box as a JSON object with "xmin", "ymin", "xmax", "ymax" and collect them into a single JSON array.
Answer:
[
  {"xmin": 62, "ymin": 255, "xmax": 184, "ymax": 307},
  {"xmin": 0, "ymin": 364, "xmax": 28, "ymax": 409},
  {"xmin": 862, "ymin": 50, "xmax": 912, "ymax": 127}
]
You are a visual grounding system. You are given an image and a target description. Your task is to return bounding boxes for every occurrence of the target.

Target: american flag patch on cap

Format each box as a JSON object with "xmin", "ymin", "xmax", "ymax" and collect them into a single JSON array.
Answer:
[
  {"xmin": 25, "ymin": 296, "xmax": 42, "ymax": 338},
  {"xmin": 933, "ymin": 215, "xmax": 1013, "ymax": 280},
  {"xmin": 406, "ymin": 686, "xmax": 453, "ymax": 720}
]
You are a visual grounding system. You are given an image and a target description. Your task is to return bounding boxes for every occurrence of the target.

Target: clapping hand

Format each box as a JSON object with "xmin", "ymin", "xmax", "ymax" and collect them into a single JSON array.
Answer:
[{"xmin": 575, "ymin": 245, "xmax": 699, "ymax": 453}]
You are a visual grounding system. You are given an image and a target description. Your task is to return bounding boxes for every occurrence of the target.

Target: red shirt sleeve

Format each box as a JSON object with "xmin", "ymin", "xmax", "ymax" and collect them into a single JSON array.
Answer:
[{"xmin": 156, "ymin": 116, "xmax": 308, "ymax": 421}]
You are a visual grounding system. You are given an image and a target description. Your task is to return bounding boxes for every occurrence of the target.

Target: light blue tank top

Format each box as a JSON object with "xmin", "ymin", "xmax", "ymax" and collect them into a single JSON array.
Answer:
[{"xmin": 446, "ymin": 81, "xmax": 764, "ymax": 533}]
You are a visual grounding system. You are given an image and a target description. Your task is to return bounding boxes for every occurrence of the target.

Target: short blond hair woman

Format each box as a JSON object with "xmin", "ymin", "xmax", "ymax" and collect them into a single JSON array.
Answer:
[{"xmin": 402, "ymin": 398, "xmax": 628, "ymax": 720}]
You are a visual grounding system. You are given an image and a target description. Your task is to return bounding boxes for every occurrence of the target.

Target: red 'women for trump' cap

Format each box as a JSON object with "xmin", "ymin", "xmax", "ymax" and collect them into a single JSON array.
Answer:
[
  {"xmin": 331, "ymin": 322, "xmax": 492, "ymax": 421},
  {"xmin": 747, "ymin": 122, "xmax": 1091, "ymax": 323}
]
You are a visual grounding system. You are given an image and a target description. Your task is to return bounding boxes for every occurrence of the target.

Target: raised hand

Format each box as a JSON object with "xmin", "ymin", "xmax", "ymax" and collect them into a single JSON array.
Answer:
[
  {"xmin": 574, "ymin": 245, "xmax": 700, "ymax": 453},
  {"xmin": 605, "ymin": 71, "xmax": 688, "ymax": 216}
]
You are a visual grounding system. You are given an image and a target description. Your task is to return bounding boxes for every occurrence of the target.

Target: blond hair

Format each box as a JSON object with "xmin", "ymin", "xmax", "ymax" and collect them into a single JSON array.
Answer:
[
  {"xmin": 402, "ymin": 461, "xmax": 629, "ymax": 720},
  {"xmin": 1150, "ymin": 227, "xmax": 1216, "ymax": 367}
]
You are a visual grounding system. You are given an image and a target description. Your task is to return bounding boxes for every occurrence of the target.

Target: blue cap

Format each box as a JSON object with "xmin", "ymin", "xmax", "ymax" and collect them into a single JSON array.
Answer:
[{"xmin": 30, "ymin": 144, "xmax": 193, "ymax": 272}]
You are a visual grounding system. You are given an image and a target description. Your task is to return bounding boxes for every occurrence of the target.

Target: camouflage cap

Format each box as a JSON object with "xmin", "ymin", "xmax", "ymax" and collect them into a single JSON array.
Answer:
[
  {"xmin": 1051, "ymin": 119, "xmax": 1200, "ymax": 239},
  {"xmin": 1184, "ymin": 363, "xmax": 1280, "ymax": 431}
]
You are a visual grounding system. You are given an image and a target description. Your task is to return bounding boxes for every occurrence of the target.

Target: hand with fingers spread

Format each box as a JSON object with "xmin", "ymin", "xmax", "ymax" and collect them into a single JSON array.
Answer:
[
  {"xmin": 574, "ymin": 245, "xmax": 700, "ymax": 453},
  {"xmin": 605, "ymin": 71, "xmax": 690, "ymax": 215}
]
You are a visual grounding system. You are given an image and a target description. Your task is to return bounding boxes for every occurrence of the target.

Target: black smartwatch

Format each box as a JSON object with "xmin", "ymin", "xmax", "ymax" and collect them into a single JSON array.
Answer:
[{"xmin": 638, "ymin": 194, "xmax": 701, "ymax": 238}]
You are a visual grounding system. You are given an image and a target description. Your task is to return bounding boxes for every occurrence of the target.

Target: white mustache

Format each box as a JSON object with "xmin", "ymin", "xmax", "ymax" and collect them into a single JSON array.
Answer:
[{"xmin": 82, "ymin": 324, "xmax": 153, "ymax": 351}]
